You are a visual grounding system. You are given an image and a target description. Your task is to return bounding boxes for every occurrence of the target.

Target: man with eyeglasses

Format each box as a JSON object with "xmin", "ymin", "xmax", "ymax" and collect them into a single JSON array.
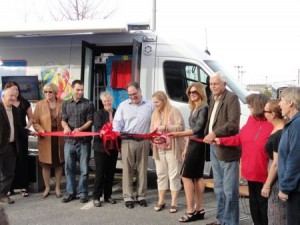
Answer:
[
  {"xmin": 113, "ymin": 81, "xmax": 154, "ymax": 209},
  {"xmin": 61, "ymin": 80, "xmax": 94, "ymax": 204},
  {"xmin": 203, "ymin": 71, "xmax": 241, "ymax": 225}
]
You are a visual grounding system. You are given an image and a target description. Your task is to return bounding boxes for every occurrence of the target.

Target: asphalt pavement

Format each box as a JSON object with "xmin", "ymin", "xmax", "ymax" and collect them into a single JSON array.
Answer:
[{"xmin": 2, "ymin": 171, "xmax": 253, "ymax": 225}]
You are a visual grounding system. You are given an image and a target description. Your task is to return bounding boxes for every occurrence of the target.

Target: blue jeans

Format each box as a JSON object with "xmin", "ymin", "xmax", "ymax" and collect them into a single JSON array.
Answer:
[
  {"xmin": 64, "ymin": 141, "xmax": 91, "ymax": 196},
  {"xmin": 210, "ymin": 145, "xmax": 239, "ymax": 225}
]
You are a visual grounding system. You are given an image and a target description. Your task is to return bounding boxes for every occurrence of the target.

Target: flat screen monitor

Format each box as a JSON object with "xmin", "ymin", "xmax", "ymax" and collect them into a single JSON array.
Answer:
[{"xmin": 2, "ymin": 76, "xmax": 39, "ymax": 101}]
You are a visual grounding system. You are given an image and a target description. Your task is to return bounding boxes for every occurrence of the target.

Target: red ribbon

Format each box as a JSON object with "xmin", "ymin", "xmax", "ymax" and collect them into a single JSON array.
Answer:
[
  {"xmin": 38, "ymin": 131, "xmax": 100, "ymax": 137},
  {"xmin": 100, "ymin": 122, "xmax": 120, "ymax": 155},
  {"xmin": 37, "ymin": 123, "xmax": 167, "ymax": 154},
  {"xmin": 189, "ymin": 137, "xmax": 204, "ymax": 143}
]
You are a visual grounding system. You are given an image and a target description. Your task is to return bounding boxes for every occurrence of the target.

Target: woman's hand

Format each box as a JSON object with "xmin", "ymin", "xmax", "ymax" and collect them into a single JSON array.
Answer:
[
  {"xmin": 261, "ymin": 185, "xmax": 271, "ymax": 198},
  {"xmin": 168, "ymin": 132, "xmax": 179, "ymax": 137},
  {"xmin": 182, "ymin": 149, "xmax": 187, "ymax": 160},
  {"xmin": 213, "ymin": 138, "xmax": 220, "ymax": 145},
  {"xmin": 157, "ymin": 125, "xmax": 166, "ymax": 133}
]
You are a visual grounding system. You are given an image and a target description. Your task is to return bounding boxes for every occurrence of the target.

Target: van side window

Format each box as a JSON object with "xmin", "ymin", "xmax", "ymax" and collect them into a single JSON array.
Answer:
[{"xmin": 163, "ymin": 61, "xmax": 209, "ymax": 102}]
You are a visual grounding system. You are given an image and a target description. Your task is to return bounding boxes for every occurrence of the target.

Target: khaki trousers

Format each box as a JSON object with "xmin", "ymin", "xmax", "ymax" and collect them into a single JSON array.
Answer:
[
  {"xmin": 121, "ymin": 140, "xmax": 150, "ymax": 202},
  {"xmin": 154, "ymin": 150, "xmax": 182, "ymax": 191}
]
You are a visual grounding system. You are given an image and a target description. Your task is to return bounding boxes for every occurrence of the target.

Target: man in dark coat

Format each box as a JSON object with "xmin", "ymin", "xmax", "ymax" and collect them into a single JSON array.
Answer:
[{"xmin": 0, "ymin": 87, "xmax": 26, "ymax": 204}]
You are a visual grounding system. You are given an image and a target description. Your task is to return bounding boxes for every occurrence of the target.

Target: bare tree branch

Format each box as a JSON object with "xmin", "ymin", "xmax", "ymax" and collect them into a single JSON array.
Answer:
[{"xmin": 49, "ymin": 0, "xmax": 115, "ymax": 21}]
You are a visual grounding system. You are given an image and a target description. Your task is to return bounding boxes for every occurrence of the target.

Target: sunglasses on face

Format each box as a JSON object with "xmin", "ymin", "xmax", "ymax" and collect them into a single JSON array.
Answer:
[
  {"xmin": 44, "ymin": 91, "xmax": 53, "ymax": 94},
  {"xmin": 188, "ymin": 90, "xmax": 198, "ymax": 95}
]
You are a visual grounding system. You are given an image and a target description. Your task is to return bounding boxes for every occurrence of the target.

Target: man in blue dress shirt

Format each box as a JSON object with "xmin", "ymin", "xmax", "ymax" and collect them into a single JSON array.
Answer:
[{"xmin": 113, "ymin": 81, "xmax": 154, "ymax": 209}]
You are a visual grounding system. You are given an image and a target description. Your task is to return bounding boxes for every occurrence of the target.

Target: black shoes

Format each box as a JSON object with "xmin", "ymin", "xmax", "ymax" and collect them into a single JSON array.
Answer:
[
  {"xmin": 125, "ymin": 201, "xmax": 134, "ymax": 209},
  {"xmin": 125, "ymin": 199, "xmax": 147, "ymax": 208},
  {"xmin": 0, "ymin": 196, "xmax": 14, "ymax": 204},
  {"xmin": 80, "ymin": 195, "xmax": 88, "ymax": 203},
  {"xmin": 93, "ymin": 199, "xmax": 101, "ymax": 207},
  {"xmin": 195, "ymin": 209, "xmax": 205, "ymax": 220},
  {"xmin": 138, "ymin": 199, "xmax": 147, "ymax": 207},
  {"xmin": 62, "ymin": 194, "xmax": 76, "ymax": 203},
  {"xmin": 105, "ymin": 198, "xmax": 116, "ymax": 204}
]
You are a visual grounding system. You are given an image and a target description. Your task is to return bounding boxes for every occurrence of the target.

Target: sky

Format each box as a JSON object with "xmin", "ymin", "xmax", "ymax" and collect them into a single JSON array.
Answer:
[{"xmin": 1, "ymin": 0, "xmax": 300, "ymax": 86}]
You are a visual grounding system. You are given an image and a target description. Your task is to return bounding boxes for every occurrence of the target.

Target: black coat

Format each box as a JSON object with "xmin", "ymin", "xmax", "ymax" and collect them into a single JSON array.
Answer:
[
  {"xmin": 0, "ymin": 101, "xmax": 26, "ymax": 155},
  {"xmin": 92, "ymin": 108, "xmax": 116, "ymax": 153}
]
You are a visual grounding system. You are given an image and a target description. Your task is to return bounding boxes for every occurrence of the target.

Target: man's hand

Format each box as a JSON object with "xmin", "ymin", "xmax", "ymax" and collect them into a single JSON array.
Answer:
[
  {"xmin": 63, "ymin": 126, "xmax": 71, "ymax": 135},
  {"xmin": 278, "ymin": 191, "xmax": 288, "ymax": 201},
  {"xmin": 29, "ymin": 130, "xmax": 38, "ymax": 137},
  {"xmin": 72, "ymin": 128, "xmax": 81, "ymax": 133},
  {"xmin": 203, "ymin": 132, "xmax": 216, "ymax": 144}
]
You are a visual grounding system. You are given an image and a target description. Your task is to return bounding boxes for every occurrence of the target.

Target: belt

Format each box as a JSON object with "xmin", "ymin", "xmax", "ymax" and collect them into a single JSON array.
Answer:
[{"xmin": 122, "ymin": 137, "xmax": 144, "ymax": 142}]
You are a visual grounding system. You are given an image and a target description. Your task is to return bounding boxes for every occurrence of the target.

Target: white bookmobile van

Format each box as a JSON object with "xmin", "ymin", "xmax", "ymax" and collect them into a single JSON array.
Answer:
[{"xmin": 0, "ymin": 21, "xmax": 249, "ymax": 176}]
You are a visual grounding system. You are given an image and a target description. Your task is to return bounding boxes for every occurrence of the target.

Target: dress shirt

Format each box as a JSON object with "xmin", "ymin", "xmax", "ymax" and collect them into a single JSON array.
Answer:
[{"xmin": 113, "ymin": 98, "xmax": 154, "ymax": 134}]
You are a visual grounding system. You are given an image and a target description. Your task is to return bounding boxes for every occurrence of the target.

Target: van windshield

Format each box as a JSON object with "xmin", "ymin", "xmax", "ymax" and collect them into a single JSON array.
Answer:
[{"xmin": 204, "ymin": 60, "xmax": 248, "ymax": 103}]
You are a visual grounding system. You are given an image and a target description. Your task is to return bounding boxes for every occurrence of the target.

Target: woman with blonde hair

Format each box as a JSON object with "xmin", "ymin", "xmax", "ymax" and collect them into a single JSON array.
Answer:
[
  {"xmin": 169, "ymin": 83, "xmax": 208, "ymax": 222},
  {"xmin": 33, "ymin": 83, "xmax": 64, "ymax": 198},
  {"xmin": 151, "ymin": 91, "xmax": 186, "ymax": 213}
]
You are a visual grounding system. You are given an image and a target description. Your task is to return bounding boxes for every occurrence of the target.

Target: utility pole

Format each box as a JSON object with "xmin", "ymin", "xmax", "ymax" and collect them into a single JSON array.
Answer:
[
  {"xmin": 240, "ymin": 70, "xmax": 246, "ymax": 85},
  {"xmin": 234, "ymin": 65, "xmax": 243, "ymax": 84},
  {"xmin": 298, "ymin": 69, "xmax": 300, "ymax": 85},
  {"xmin": 152, "ymin": 0, "xmax": 157, "ymax": 30}
]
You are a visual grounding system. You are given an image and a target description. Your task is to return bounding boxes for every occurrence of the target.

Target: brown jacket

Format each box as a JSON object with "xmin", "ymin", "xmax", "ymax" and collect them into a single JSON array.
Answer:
[
  {"xmin": 205, "ymin": 89, "xmax": 241, "ymax": 161},
  {"xmin": 33, "ymin": 99, "xmax": 64, "ymax": 164}
]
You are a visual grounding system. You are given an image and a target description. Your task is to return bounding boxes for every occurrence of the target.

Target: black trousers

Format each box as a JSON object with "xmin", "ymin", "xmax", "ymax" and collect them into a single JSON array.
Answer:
[
  {"xmin": 287, "ymin": 191, "xmax": 300, "ymax": 225},
  {"xmin": 0, "ymin": 143, "xmax": 17, "ymax": 198},
  {"xmin": 12, "ymin": 135, "xmax": 29, "ymax": 189},
  {"xmin": 92, "ymin": 150, "xmax": 118, "ymax": 200},
  {"xmin": 248, "ymin": 181, "xmax": 268, "ymax": 225}
]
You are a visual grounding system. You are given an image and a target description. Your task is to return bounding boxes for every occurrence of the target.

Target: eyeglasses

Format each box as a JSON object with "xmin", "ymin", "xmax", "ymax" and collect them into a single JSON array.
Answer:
[
  {"xmin": 128, "ymin": 92, "xmax": 138, "ymax": 97},
  {"xmin": 44, "ymin": 91, "xmax": 53, "ymax": 94},
  {"xmin": 263, "ymin": 110, "xmax": 272, "ymax": 114},
  {"xmin": 188, "ymin": 90, "xmax": 199, "ymax": 95}
]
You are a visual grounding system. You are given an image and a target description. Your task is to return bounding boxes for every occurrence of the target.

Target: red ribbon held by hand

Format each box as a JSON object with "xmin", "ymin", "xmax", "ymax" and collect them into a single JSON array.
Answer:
[
  {"xmin": 189, "ymin": 137, "xmax": 204, "ymax": 143},
  {"xmin": 37, "ymin": 123, "xmax": 168, "ymax": 153},
  {"xmin": 121, "ymin": 129, "xmax": 167, "ymax": 144}
]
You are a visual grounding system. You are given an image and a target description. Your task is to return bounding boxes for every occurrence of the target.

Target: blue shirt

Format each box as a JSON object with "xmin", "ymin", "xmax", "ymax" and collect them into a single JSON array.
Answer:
[
  {"xmin": 278, "ymin": 111, "xmax": 300, "ymax": 194},
  {"xmin": 113, "ymin": 98, "xmax": 154, "ymax": 134}
]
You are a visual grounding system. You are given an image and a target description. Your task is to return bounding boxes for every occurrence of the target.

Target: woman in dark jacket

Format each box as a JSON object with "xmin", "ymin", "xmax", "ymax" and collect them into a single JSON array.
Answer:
[{"xmin": 92, "ymin": 91, "xmax": 118, "ymax": 207}]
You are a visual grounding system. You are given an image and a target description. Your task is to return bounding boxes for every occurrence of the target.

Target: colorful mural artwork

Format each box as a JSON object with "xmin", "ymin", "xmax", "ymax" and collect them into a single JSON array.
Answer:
[
  {"xmin": 0, "ymin": 60, "xmax": 73, "ymax": 101},
  {"xmin": 40, "ymin": 63, "xmax": 73, "ymax": 100}
]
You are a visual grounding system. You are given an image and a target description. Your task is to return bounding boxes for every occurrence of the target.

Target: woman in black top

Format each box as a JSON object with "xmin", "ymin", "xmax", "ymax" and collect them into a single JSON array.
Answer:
[
  {"xmin": 5, "ymin": 81, "xmax": 33, "ymax": 197},
  {"xmin": 261, "ymin": 99, "xmax": 287, "ymax": 225},
  {"xmin": 92, "ymin": 91, "xmax": 118, "ymax": 207},
  {"xmin": 169, "ymin": 83, "xmax": 208, "ymax": 222}
]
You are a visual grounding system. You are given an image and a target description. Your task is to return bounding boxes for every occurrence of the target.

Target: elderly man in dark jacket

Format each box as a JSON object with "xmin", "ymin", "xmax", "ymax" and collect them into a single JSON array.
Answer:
[{"xmin": 0, "ymin": 87, "xmax": 28, "ymax": 204}]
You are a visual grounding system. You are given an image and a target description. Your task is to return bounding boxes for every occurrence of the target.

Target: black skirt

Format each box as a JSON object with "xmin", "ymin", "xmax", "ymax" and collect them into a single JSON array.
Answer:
[{"xmin": 181, "ymin": 139, "xmax": 205, "ymax": 178}]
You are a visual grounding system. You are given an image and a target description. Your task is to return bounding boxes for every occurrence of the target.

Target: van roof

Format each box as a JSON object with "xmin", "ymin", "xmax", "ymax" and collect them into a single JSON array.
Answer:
[{"xmin": 0, "ymin": 20, "xmax": 150, "ymax": 37}]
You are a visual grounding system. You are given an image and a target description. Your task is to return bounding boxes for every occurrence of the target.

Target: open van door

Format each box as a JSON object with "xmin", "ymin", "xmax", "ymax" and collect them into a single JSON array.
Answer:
[
  {"xmin": 81, "ymin": 41, "xmax": 96, "ymax": 100},
  {"xmin": 132, "ymin": 39, "xmax": 142, "ymax": 82}
]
